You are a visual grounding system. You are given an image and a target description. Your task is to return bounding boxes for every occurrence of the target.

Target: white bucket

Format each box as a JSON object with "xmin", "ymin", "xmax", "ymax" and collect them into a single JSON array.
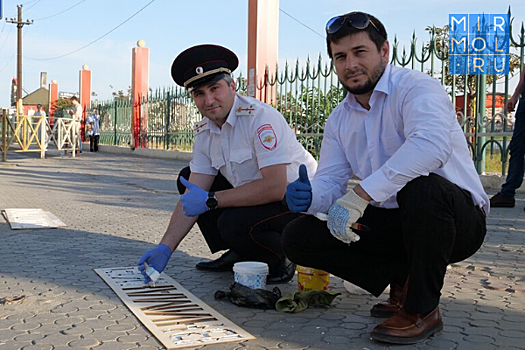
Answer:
[{"xmin": 233, "ymin": 261, "xmax": 269, "ymax": 289}]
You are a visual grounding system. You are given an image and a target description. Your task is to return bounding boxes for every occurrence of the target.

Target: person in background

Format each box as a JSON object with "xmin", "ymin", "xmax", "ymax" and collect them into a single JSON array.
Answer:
[
  {"xmin": 490, "ymin": 68, "xmax": 525, "ymax": 208},
  {"xmin": 283, "ymin": 11, "xmax": 488, "ymax": 344},
  {"xmin": 33, "ymin": 104, "xmax": 46, "ymax": 117},
  {"xmin": 68, "ymin": 96, "xmax": 83, "ymax": 154},
  {"xmin": 137, "ymin": 44, "xmax": 317, "ymax": 284},
  {"xmin": 86, "ymin": 108, "xmax": 101, "ymax": 152}
]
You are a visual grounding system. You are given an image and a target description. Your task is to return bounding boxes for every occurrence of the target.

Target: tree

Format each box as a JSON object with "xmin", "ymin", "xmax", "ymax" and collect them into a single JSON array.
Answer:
[
  {"xmin": 424, "ymin": 24, "xmax": 521, "ymax": 116},
  {"xmin": 51, "ymin": 97, "xmax": 74, "ymax": 118}
]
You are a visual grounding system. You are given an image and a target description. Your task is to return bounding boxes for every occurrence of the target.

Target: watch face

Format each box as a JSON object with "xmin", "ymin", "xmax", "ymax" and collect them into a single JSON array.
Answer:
[{"xmin": 206, "ymin": 196, "xmax": 218, "ymax": 209}]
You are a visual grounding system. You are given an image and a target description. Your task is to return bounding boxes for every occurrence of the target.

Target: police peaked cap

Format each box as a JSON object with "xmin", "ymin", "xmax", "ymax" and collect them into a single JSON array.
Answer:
[{"xmin": 171, "ymin": 44, "xmax": 239, "ymax": 91}]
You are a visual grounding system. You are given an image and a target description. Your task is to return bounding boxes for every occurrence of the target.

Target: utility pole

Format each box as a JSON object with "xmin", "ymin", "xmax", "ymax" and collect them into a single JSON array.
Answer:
[{"xmin": 6, "ymin": 5, "xmax": 33, "ymax": 112}]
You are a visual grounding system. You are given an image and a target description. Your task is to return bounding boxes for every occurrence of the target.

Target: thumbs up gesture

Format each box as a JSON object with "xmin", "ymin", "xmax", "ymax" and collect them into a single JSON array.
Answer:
[
  {"xmin": 286, "ymin": 164, "xmax": 312, "ymax": 212},
  {"xmin": 180, "ymin": 177, "xmax": 209, "ymax": 217}
]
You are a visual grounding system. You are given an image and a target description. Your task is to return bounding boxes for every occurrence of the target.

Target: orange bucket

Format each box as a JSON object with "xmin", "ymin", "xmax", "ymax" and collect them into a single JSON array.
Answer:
[{"xmin": 296, "ymin": 265, "xmax": 330, "ymax": 291}]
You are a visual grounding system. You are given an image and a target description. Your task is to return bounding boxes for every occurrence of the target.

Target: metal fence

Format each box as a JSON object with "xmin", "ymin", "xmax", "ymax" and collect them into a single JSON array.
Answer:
[{"xmin": 94, "ymin": 12, "xmax": 524, "ymax": 175}]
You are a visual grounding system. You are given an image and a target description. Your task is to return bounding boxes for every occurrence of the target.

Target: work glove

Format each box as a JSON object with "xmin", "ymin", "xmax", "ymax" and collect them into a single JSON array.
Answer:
[
  {"xmin": 327, "ymin": 190, "xmax": 369, "ymax": 244},
  {"xmin": 137, "ymin": 243, "xmax": 172, "ymax": 283},
  {"xmin": 179, "ymin": 177, "xmax": 209, "ymax": 217},
  {"xmin": 286, "ymin": 164, "xmax": 312, "ymax": 212}
]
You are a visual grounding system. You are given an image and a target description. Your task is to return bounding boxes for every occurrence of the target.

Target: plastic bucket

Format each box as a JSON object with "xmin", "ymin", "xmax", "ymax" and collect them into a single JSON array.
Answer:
[
  {"xmin": 296, "ymin": 265, "xmax": 330, "ymax": 291},
  {"xmin": 233, "ymin": 262, "xmax": 269, "ymax": 289}
]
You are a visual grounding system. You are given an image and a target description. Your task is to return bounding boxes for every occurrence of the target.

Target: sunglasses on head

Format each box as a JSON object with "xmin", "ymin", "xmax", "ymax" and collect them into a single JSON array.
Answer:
[{"xmin": 326, "ymin": 12, "xmax": 383, "ymax": 37}]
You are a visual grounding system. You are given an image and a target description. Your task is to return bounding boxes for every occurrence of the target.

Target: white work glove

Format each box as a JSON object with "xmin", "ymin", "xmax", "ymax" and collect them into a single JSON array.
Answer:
[{"xmin": 327, "ymin": 190, "xmax": 369, "ymax": 244}]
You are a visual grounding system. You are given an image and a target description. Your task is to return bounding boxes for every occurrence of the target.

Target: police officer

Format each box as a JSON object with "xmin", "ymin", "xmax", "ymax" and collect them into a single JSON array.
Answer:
[{"xmin": 138, "ymin": 44, "xmax": 317, "ymax": 284}]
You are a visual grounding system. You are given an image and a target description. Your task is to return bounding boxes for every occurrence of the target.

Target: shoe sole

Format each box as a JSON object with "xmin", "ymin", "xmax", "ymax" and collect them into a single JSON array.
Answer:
[
  {"xmin": 370, "ymin": 309, "xmax": 399, "ymax": 318},
  {"xmin": 370, "ymin": 321, "xmax": 443, "ymax": 344},
  {"xmin": 195, "ymin": 264, "xmax": 234, "ymax": 272},
  {"xmin": 490, "ymin": 203, "xmax": 515, "ymax": 208}
]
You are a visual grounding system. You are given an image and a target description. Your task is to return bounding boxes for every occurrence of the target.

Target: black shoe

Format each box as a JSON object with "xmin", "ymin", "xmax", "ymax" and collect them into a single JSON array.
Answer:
[
  {"xmin": 195, "ymin": 250, "xmax": 242, "ymax": 272},
  {"xmin": 267, "ymin": 258, "xmax": 296, "ymax": 284},
  {"xmin": 490, "ymin": 192, "xmax": 515, "ymax": 208}
]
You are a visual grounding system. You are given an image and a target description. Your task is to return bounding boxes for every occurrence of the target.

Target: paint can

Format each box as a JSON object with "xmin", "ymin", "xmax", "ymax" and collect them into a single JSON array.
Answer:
[
  {"xmin": 233, "ymin": 262, "xmax": 269, "ymax": 289},
  {"xmin": 296, "ymin": 265, "xmax": 330, "ymax": 291}
]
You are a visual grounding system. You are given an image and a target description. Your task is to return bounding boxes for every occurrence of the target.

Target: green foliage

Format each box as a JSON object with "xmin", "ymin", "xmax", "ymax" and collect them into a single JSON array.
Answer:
[
  {"xmin": 424, "ymin": 24, "xmax": 520, "ymax": 108},
  {"xmin": 275, "ymin": 84, "xmax": 345, "ymax": 158},
  {"xmin": 51, "ymin": 97, "xmax": 74, "ymax": 118}
]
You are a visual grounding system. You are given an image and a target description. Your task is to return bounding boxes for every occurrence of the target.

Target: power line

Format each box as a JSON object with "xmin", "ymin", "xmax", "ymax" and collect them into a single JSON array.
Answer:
[
  {"xmin": 279, "ymin": 8, "xmax": 324, "ymax": 39},
  {"xmin": 34, "ymin": 0, "xmax": 87, "ymax": 21},
  {"xmin": 24, "ymin": 0, "xmax": 156, "ymax": 61},
  {"xmin": 25, "ymin": 0, "xmax": 42, "ymax": 11}
]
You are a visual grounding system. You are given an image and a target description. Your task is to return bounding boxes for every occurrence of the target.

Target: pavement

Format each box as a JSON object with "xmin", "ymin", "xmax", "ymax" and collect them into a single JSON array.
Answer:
[{"xmin": 0, "ymin": 148, "xmax": 524, "ymax": 350}]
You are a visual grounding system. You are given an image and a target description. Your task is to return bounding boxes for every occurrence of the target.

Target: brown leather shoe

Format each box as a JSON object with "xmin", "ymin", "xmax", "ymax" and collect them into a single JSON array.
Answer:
[
  {"xmin": 370, "ymin": 281, "xmax": 408, "ymax": 317},
  {"xmin": 370, "ymin": 307, "xmax": 443, "ymax": 344}
]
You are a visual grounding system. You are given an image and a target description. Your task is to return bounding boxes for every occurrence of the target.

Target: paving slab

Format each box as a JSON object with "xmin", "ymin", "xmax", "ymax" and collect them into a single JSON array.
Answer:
[{"xmin": 0, "ymin": 150, "xmax": 524, "ymax": 350}]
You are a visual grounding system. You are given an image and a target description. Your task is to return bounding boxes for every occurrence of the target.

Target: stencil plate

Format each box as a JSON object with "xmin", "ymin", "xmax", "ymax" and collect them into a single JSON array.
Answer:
[
  {"xmin": 2, "ymin": 208, "xmax": 67, "ymax": 229},
  {"xmin": 94, "ymin": 267, "xmax": 254, "ymax": 349}
]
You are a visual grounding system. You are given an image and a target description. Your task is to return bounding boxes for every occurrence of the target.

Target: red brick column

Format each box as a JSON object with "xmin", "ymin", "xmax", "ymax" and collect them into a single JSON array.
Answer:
[
  {"xmin": 48, "ymin": 79, "xmax": 58, "ymax": 127},
  {"xmin": 247, "ymin": 0, "xmax": 279, "ymax": 104},
  {"xmin": 79, "ymin": 65, "xmax": 92, "ymax": 141},
  {"xmin": 131, "ymin": 39, "xmax": 149, "ymax": 149}
]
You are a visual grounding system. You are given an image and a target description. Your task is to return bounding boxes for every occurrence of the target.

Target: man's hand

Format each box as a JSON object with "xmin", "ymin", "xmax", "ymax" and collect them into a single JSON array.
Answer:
[
  {"xmin": 327, "ymin": 190, "xmax": 369, "ymax": 244},
  {"xmin": 286, "ymin": 164, "xmax": 312, "ymax": 212},
  {"xmin": 506, "ymin": 96, "xmax": 518, "ymax": 113},
  {"xmin": 137, "ymin": 243, "xmax": 172, "ymax": 283},
  {"xmin": 179, "ymin": 177, "xmax": 209, "ymax": 217}
]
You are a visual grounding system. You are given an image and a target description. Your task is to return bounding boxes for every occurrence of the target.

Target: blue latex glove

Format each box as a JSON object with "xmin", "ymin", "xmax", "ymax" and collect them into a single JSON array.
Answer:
[
  {"xmin": 286, "ymin": 164, "xmax": 312, "ymax": 212},
  {"xmin": 179, "ymin": 177, "xmax": 209, "ymax": 217},
  {"xmin": 137, "ymin": 243, "xmax": 172, "ymax": 283}
]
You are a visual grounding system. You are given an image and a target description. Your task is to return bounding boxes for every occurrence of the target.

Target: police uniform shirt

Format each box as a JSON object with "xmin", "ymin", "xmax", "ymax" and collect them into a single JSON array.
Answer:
[
  {"xmin": 190, "ymin": 94, "xmax": 317, "ymax": 187},
  {"xmin": 308, "ymin": 64, "xmax": 489, "ymax": 215}
]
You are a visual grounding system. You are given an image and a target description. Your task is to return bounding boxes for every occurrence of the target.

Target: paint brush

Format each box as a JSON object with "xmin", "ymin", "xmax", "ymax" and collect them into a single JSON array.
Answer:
[
  {"xmin": 313, "ymin": 213, "xmax": 371, "ymax": 232},
  {"xmin": 143, "ymin": 262, "xmax": 160, "ymax": 284}
]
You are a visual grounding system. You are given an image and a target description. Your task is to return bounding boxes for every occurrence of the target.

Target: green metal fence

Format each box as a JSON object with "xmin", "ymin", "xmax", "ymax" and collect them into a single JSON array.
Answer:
[{"xmin": 96, "ymin": 11, "xmax": 524, "ymax": 175}]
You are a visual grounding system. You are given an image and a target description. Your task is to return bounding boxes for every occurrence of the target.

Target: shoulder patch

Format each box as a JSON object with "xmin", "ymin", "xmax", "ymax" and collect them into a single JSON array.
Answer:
[
  {"xmin": 236, "ymin": 104, "xmax": 256, "ymax": 117},
  {"xmin": 194, "ymin": 120, "xmax": 208, "ymax": 135},
  {"xmin": 257, "ymin": 124, "xmax": 278, "ymax": 151}
]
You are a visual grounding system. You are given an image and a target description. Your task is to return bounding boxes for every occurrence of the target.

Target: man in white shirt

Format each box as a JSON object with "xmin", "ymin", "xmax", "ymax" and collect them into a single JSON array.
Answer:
[
  {"xmin": 283, "ymin": 12, "xmax": 488, "ymax": 344},
  {"xmin": 138, "ymin": 44, "xmax": 317, "ymax": 284},
  {"xmin": 68, "ymin": 96, "xmax": 83, "ymax": 154}
]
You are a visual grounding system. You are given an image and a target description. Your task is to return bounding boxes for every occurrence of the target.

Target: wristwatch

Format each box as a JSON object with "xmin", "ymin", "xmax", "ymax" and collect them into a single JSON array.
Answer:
[{"xmin": 206, "ymin": 191, "xmax": 218, "ymax": 210}]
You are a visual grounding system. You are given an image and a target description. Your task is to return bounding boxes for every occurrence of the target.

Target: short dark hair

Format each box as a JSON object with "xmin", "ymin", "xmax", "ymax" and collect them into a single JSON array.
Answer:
[
  {"xmin": 326, "ymin": 12, "xmax": 388, "ymax": 58},
  {"xmin": 70, "ymin": 96, "xmax": 79, "ymax": 102}
]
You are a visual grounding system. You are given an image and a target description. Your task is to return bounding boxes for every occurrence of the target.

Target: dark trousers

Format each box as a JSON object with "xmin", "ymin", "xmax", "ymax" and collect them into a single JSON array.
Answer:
[
  {"xmin": 501, "ymin": 97, "xmax": 525, "ymax": 197},
  {"xmin": 177, "ymin": 166, "xmax": 301, "ymax": 272},
  {"xmin": 89, "ymin": 135, "xmax": 100, "ymax": 152},
  {"xmin": 282, "ymin": 173, "xmax": 486, "ymax": 314}
]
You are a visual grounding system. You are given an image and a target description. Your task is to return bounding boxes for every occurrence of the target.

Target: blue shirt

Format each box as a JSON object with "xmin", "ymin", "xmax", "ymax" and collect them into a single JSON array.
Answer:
[{"xmin": 86, "ymin": 113, "xmax": 100, "ymax": 135}]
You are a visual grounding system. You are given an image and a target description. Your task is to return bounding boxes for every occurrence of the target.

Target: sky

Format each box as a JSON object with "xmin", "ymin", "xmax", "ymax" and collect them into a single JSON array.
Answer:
[{"xmin": 0, "ymin": 0, "xmax": 524, "ymax": 107}]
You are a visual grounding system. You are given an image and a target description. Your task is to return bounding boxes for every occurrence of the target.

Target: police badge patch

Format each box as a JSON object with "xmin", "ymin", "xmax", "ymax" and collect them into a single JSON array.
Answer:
[{"xmin": 257, "ymin": 124, "xmax": 277, "ymax": 151}]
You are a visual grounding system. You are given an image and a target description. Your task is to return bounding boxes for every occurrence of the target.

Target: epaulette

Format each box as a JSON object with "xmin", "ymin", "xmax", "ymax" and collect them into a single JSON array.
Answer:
[
  {"xmin": 194, "ymin": 119, "xmax": 208, "ymax": 135},
  {"xmin": 236, "ymin": 104, "xmax": 256, "ymax": 117}
]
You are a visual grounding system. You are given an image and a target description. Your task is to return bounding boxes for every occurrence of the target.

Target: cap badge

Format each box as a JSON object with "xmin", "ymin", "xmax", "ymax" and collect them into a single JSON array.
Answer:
[{"xmin": 196, "ymin": 66, "xmax": 204, "ymax": 75}]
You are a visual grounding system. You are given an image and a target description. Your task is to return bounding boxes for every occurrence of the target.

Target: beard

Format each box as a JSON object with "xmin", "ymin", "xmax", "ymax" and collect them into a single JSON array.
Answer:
[{"xmin": 341, "ymin": 61, "xmax": 386, "ymax": 95}]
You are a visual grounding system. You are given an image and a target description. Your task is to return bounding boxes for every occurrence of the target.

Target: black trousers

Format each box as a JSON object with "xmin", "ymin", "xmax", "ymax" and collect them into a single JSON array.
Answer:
[
  {"xmin": 282, "ymin": 173, "xmax": 486, "ymax": 314},
  {"xmin": 89, "ymin": 135, "xmax": 99, "ymax": 152},
  {"xmin": 177, "ymin": 167, "xmax": 301, "ymax": 272}
]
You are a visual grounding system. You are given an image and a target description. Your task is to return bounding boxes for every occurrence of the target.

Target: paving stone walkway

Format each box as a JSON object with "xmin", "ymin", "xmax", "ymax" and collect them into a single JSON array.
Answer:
[{"xmin": 0, "ymin": 150, "xmax": 524, "ymax": 350}]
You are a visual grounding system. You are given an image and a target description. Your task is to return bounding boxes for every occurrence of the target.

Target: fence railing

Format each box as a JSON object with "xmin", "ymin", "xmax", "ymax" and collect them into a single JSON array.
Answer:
[
  {"xmin": 1, "ymin": 110, "xmax": 80, "ymax": 160},
  {"xmin": 92, "ymin": 12, "xmax": 524, "ymax": 176}
]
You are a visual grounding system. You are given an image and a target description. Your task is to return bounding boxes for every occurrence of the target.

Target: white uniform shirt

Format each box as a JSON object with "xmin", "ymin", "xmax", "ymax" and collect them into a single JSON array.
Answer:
[
  {"xmin": 72, "ymin": 104, "xmax": 82, "ymax": 133},
  {"xmin": 308, "ymin": 64, "xmax": 489, "ymax": 215},
  {"xmin": 190, "ymin": 94, "xmax": 317, "ymax": 187}
]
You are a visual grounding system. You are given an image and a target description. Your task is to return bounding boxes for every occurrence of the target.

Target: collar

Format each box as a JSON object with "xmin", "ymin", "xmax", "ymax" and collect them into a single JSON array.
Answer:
[
  {"xmin": 344, "ymin": 63, "xmax": 392, "ymax": 111},
  {"xmin": 207, "ymin": 94, "xmax": 239, "ymax": 133}
]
